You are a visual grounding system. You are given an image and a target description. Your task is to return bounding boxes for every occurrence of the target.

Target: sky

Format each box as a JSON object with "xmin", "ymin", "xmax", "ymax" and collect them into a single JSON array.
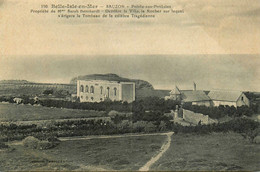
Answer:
[
  {"xmin": 0, "ymin": 55, "xmax": 259, "ymax": 92},
  {"xmin": 0, "ymin": 0, "xmax": 259, "ymax": 91}
]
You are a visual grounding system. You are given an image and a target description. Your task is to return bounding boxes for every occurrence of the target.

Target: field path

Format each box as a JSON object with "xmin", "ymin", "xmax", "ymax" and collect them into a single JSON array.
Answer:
[
  {"xmin": 139, "ymin": 132, "xmax": 174, "ymax": 171},
  {"xmin": 59, "ymin": 132, "xmax": 172, "ymax": 141},
  {"xmin": 9, "ymin": 132, "xmax": 172, "ymax": 146}
]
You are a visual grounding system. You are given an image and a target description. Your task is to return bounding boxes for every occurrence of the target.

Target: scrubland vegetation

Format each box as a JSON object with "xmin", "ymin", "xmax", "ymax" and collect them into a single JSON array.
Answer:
[
  {"xmin": 0, "ymin": 95, "xmax": 259, "ymax": 171},
  {"xmin": 0, "ymin": 135, "xmax": 165, "ymax": 171},
  {"xmin": 0, "ymin": 95, "xmax": 259, "ymax": 143}
]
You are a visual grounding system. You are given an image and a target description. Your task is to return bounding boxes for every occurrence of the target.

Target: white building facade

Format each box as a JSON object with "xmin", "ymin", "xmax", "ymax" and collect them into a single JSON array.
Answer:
[{"xmin": 77, "ymin": 80, "xmax": 135, "ymax": 103}]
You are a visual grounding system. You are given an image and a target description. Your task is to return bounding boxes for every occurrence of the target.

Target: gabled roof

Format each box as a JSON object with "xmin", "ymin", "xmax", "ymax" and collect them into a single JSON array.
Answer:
[
  {"xmin": 180, "ymin": 90, "xmax": 211, "ymax": 102},
  {"xmin": 170, "ymin": 86, "xmax": 181, "ymax": 95},
  {"xmin": 208, "ymin": 90, "xmax": 243, "ymax": 102}
]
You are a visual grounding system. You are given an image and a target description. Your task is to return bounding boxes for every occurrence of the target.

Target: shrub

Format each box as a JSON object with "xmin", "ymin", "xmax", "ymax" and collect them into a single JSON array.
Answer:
[
  {"xmin": 108, "ymin": 110, "xmax": 120, "ymax": 118},
  {"xmin": 241, "ymin": 127, "xmax": 260, "ymax": 143},
  {"xmin": 183, "ymin": 104, "xmax": 257, "ymax": 119},
  {"xmin": 132, "ymin": 121, "xmax": 146, "ymax": 132},
  {"xmin": 37, "ymin": 140, "xmax": 53, "ymax": 150},
  {"xmin": 22, "ymin": 136, "xmax": 60, "ymax": 149},
  {"xmin": 22, "ymin": 136, "xmax": 40, "ymax": 149},
  {"xmin": 144, "ymin": 122, "xmax": 157, "ymax": 133},
  {"xmin": 43, "ymin": 89, "xmax": 54, "ymax": 95},
  {"xmin": 158, "ymin": 121, "xmax": 167, "ymax": 131},
  {"xmin": 0, "ymin": 141, "xmax": 9, "ymax": 149},
  {"xmin": 169, "ymin": 118, "xmax": 259, "ymax": 137}
]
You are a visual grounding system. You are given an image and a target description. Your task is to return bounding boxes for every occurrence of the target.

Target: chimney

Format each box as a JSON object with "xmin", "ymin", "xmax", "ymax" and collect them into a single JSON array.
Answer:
[{"xmin": 193, "ymin": 82, "xmax": 196, "ymax": 91}]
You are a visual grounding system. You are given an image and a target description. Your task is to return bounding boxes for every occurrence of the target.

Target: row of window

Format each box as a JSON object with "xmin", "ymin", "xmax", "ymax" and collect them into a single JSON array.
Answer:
[
  {"xmin": 80, "ymin": 85, "xmax": 94, "ymax": 93},
  {"xmin": 80, "ymin": 85, "xmax": 117, "ymax": 96},
  {"xmin": 80, "ymin": 96, "xmax": 103, "ymax": 101},
  {"xmin": 81, "ymin": 95, "xmax": 104, "ymax": 101}
]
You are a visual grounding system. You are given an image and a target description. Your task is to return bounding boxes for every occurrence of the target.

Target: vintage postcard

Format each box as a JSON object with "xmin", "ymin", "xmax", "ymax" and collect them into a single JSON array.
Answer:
[{"xmin": 0, "ymin": 0, "xmax": 259, "ymax": 171}]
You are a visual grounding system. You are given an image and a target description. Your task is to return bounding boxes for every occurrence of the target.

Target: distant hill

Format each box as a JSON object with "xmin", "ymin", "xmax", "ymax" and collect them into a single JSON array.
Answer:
[
  {"xmin": 0, "ymin": 80, "xmax": 32, "ymax": 84},
  {"xmin": 70, "ymin": 73, "xmax": 154, "ymax": 90}
]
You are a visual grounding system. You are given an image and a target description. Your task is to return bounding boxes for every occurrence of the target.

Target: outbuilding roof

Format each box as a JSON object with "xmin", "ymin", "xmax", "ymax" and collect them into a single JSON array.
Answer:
[
  {"xmin": 208, "ymin": 90, "xmax": 243, "ymax": 102},
  {"xmin": 170, "ymin": 86, "xmax": 181, "ymax": 95},
  {"xmin": 180, "ymin": 90, "xmax": 211, "ymax": 102}
]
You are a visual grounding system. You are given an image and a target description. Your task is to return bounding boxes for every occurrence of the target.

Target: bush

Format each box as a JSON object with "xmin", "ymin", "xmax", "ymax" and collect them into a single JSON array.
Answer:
[
  {"xmin": 132, "ymin": 110, "xmax": 170, "ymax": 123},
  {"xmin": 22, "ymin": 136, "xmax": 40, "ymax": 149},
  {"xmin": 108, "ymin": 110, "xmax": 120, "ymax": 118},
  {"xmin": 43, "ymin": 89, "xmax": 54, "ymax": 95},
  {"xmin": 168, "ymin": 118, "xmax": 260, "ymax": 138},
  {"xmin": 241, "ymin": 127, "xmax": 260, "ymax": 143},
  {"xmin": 144, "ymin": 122, "xmax": 157, "ymax": 133},
  {"xmin": 0, "ymin": 142, "xmax": 9, "ymax": 149},
  {"xmin": 158, "ymin": 121, "xmax": 167, "ymax": 131},
  {"xmin": 22, "ymin": 136, "xmax": 60, "ymax": 150},
  {"xmin": 183, "ymin": 104, "xmax": 257, "ymax": 119},
  {"xmin": 132, "ymin": 121, "xmax": 146, "ymax": 132},
  {"xmin": 37, "ymin": 140, "xmax": 53, "ymax": 150}
]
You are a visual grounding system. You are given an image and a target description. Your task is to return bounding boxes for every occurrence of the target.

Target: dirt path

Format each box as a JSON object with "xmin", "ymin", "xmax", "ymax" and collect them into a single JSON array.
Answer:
[
  {"xmin": 59, "ymin": 132, "xmax": 172, "ymax": 141},
  {"xmin": 139, "ymin": 132, "xmax": 174, "ymax": 171},
  {"xmin": 9, "ymin": 132, "xmax": 172, "ymax": 145}
]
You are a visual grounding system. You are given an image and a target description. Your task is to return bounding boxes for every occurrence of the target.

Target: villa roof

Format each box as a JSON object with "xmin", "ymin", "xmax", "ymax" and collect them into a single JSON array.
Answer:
[{"xmin": 78, "ymin": 80, "xmax": 134, "ymax": 84}]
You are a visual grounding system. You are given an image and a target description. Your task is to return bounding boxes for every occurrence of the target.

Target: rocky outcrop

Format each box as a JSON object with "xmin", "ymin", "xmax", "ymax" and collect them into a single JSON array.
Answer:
[{"xmin": 70, "ymin": 73, "xmax": 154, "ymax": 90}]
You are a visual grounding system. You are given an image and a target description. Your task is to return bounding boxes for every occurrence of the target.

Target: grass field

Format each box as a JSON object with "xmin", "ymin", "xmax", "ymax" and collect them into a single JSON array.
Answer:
[
  {"xmin": 0, "ymin": 103, "xmax": 106, "ymax": 122},
  {"xmin": 151, "ymin": 132, "xmax": 260, "ymax": 171},
  {"xmin": 0, "ymin": 135, "xmax": 166, "ymax": 171},
  {"xmin": 1, "ymin": 132, "xmax": 259, "ymax": 171}
]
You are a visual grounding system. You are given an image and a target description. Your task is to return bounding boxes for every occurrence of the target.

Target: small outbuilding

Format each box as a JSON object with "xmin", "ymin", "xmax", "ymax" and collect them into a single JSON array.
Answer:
[
  {"xmin": 180, "ymin": 90, "xmax": 212, "ymax": 106},
  {"xmin": 208, "ymin": 90, "xmax": 250, "ymax": 107},
  {"xmin": 165, "ymin": 84, "xmax": 211, "ymax": 107}
]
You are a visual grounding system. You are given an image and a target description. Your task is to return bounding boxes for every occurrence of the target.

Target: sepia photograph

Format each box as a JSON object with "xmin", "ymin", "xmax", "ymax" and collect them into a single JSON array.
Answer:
[{"xmin": 0, "ymin": 0, "xmax": 259, "ymax": 171}]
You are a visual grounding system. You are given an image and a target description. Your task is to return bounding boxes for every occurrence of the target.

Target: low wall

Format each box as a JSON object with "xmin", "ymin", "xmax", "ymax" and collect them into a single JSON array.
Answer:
[{"xmin": 183, "ymin": 109, "xmax": 217, "ymax": 125}]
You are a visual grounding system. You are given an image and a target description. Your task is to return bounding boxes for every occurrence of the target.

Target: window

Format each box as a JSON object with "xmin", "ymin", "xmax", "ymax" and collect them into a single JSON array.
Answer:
[
  {"xmin": 241, "ymin": 96, "xmax": 244, "ymax": 101},
  {"xmin": 91, "ymin": 97, "xmax": 94, "ymax": 101},
  {"xmin": 100, "ymin": 86, "xmax": 103, "ymax": 94},
  {"xmin": 86, "ymin": 85, "xmax": 89, "ymax": 93},
  {"xmin": 114, "ymin": 87, "xmax": 117, "ymax": 96},
  {"xmin": 80, "ymin": 85, "xmax": 84, "ymax": 92},
  {"xmin": 90, "ymin": 86, "xmax": 94, "ymax": 93},
  {"xmin": 107, "ymin": 87, "xmax": 110, "ymax": 98}
]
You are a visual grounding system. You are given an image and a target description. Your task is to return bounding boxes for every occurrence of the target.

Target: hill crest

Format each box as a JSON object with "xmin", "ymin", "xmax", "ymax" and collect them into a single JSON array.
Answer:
[{"xmin": 70, "ymin": 73, "xmax": 154, "ymax": 90}]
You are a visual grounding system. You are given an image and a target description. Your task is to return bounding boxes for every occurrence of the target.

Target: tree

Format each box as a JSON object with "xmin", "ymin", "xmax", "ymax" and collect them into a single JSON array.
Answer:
[{"xmin": 43, "ymin": 89, "xmax": 54, "ymax": 95}]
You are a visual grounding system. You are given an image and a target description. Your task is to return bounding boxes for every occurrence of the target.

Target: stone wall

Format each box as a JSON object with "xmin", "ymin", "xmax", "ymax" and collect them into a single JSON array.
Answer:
[{"xmin": 183, "ymin": 109, "xmax": 217, "ymax": 125}]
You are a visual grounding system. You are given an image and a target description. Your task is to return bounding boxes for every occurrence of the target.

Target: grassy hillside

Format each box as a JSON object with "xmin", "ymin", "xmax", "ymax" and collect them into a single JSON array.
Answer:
[
  {"xmin": 1, "ymin": 135, "xmax": 166, "ymax": 171},
  {"xmin": 0, "ymin": 80, "xmax": 32, "ymax": 84},
  {"xmin": 0, "ymin": 103, "xmax": 105, "ymax": 122},
  {"xmin": 151, "ymin": 132, "xmax": 260, "ymax": 171}
]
